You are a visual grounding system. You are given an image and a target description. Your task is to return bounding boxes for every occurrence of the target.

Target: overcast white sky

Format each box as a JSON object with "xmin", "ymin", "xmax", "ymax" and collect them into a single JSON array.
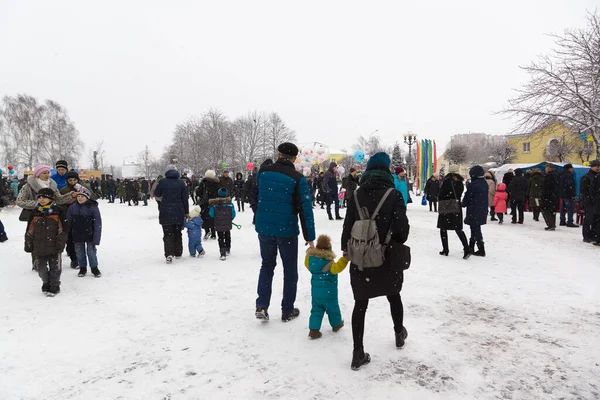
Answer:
[{"xmin": 0, "ymin": 0, "xmax": 597, "ymax": 167}]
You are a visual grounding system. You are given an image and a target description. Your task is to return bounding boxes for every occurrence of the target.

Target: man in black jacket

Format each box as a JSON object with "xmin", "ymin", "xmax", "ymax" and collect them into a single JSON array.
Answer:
[
  {"xmin": 558, "ymin": 164, "xmax": 578, "ymax": 227},
  {"xmin": 140, "ymin": 177, "xmax": 149, "ymax": 206},
  {"xmin": 541, "ymin": 164, "xmax": 560, "ymax": 231},
  {"xmin": 507, "ymin": 168, "xmax": 529, "ymax": 224},
  {"xmin": 323, "ymin": 162, "xmax": 342, "ymax": 220},
  {"xmin": 581, "ymin": 160, "xmax": 600, "ymax": 243}
]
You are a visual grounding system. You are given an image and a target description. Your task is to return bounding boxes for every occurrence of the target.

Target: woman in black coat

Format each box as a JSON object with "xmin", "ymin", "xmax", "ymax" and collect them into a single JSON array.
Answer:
[
  {"xmin": 462, "ymin": 165, "xmax": 489, "ymax": 256},
  {"xmin": 233, "ymin": 173, "xmax": 245, "ymax": 212},
  {"xmin": 195, "ymin": 170, "xmax": 220, "ymax": 239},
  {"xmin": 437, "ymin": 166, "xmax": 470, "ymax": 259},
  {"xmin": 424, "ymin": 174, "xmax": 441, "ymax": 212},
  {"xmin": 341, "ymin": 152, "xmax": 410, "ymax": 371},
  {"xmin": 154, "ymin": 165, "xmax": 189, "ymax": 263}
]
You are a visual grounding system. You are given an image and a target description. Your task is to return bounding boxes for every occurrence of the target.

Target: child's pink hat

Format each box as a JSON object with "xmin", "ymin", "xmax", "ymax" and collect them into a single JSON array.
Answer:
[{"xmin": 33, "ymin": 165, "xmax": 51, "ymax": 177}]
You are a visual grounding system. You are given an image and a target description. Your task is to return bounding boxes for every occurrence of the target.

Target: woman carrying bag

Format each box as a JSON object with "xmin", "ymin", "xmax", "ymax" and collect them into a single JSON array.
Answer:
[{"xmin": 437, "ymin": 165, "xmax": 470, "ymax": 259}]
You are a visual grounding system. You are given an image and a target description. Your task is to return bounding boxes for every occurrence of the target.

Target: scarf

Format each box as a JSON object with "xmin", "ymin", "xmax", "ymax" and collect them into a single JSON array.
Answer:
[
  {"xmin": 36, "ymin": 202, "xmax": 55, "ymax": 214},
  {"xmin": 359, "ymin": 168, "xmax": 394, "ymax": 190},
  {"xmin": 36, "ymin": 178, "xmax": 50, "ymax": 189}
]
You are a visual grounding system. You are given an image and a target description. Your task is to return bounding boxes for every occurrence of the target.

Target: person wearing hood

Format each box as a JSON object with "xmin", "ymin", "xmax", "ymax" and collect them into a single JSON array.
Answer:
[
  {"xmin": 17, "ymin": 165, "xmax": 75, "ymax": 219},
  {"xmin": 323, "ymin": 162, "xmax": 342, "ymax": 220},
  {"xmin": 51, "ymin": 160, "xmax": 69, "ymax": 191},
  {"xmin": 393, "ymin": 167, "xmax": 411, "ymax": 207},
  {"xmin": 233, "ymin": 172, "xmax": 245, "ymax": 212},
  {"xmin": 507, "ymin": 168, "xmax": 529, "ymax": 224},
  {"xmin": 493, "ymin": 183, "xmax": 508, "ymax": 224},
  {"xmin": 437, "ymin": 165, "xmax": 470, "ymax": 258},
  {"xmin": 462, "ymin": 165, "xmax": 489, "ymax": 256},
  {"xmin": 346, "ymin": 168, "xmax": 360, "ymax": 206},
  {"xmin": 340, "ymin": 152, "xmax": 410, "ymax": 371},
  {"xmin": 558, "ymin": 163, "xmax": 578, "ymax": 227},
  {"xmin": 154, "ymin": 165, "xmax": 190, "ymax": 263},
  {"xmin": 67, "ymin": 187, "xmax": 102, "ymax": 278},
  {"xmin": 528, "ymin": 168, "xmax": 544, "ymax": 222},
  {"xmin": 11, "ymin": 177, "xmax": 19, "ymax": 200},
  {"xmin": 196, "ymin": 169, "xmax": 220, "ymax": 239},
  {"xmin": 424, "ymin": 174, "xmax": 441, "ymax": 212}
]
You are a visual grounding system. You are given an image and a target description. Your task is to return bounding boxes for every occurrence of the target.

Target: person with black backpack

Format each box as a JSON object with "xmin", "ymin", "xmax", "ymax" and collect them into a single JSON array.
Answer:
[{"xmin": 341, "ymin": 152, "xmax": 410, "ymax": 371}]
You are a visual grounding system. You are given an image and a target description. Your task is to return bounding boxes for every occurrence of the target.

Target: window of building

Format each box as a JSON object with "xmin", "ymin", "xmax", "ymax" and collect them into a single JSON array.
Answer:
[{"xmin": 522, "ymin": 142, "xmax": 531, "ymax": 153}]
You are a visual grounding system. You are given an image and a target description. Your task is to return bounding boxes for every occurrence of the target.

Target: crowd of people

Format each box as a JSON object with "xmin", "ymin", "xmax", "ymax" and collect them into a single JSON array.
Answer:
[{"xmin": 2, "ymin": 148, "xmax": 600, "ymax": 370}]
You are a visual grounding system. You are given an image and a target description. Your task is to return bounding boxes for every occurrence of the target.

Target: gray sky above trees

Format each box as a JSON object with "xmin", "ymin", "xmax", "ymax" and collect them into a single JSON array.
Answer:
[{"xmin": 0, "ymin": 0, "xmax": 596, "ymax": 167}]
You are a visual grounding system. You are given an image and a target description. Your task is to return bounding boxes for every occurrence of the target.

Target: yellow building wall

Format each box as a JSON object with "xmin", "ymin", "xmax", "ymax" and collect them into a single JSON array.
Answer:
[{"xmin": 508, "ymin": 122, "xmax": 596, "ymax": 164}]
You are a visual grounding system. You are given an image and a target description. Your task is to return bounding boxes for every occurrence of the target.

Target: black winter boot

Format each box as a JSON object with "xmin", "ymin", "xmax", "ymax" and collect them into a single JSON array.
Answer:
[
  {"xmin": 78, "ymin": 268, "xmax": 87, "ymax": 277},
  {"xmin": 468, "ymin": 239, "xmax": 476, "ymax": 254},
  {"xmin": 351, "ymin": 349, "xmax": 371, "ymax": 371},
  {"xmin": 473, "ymin": 242, "xmax": 486, "ymax": 257},
  {"xmin": 439, "ymin": 231, "xmax": 449, "ymax": 256},
  {"xmin": 395, "ymin": 326, "xmax": 408, "ymax": 348}
]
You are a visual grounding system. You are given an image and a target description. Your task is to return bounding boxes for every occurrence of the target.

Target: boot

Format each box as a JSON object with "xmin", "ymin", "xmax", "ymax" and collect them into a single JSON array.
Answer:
[
  {"xmin": 78, "ymin": 267, "xmax": 87, "ymax": 277},
  {"xmin": 333, "ymin": 321, "xmax": 344, "ymax": 332},
  {"xmin": 395, "ymin": 326, "xmax": 408, "ymax": 348},
  {"xmin": 439, "ymin": 231, "xmax": 449, "ymax": 256},
  {"xmin": 309, "ymin": 329, "xmax": 322, "ymax": 339},
  {"xmin": 458, "ymin": 232, "xmax": 471, "ymax": 259},
  {"xmin": 91, "ymin": 267, "xmax": 102, "ymax": 278},
  {"xmin": 351, "ymin": 349, "xmax": 371, "ymax": 371},
  {"xmin": 468, "ymin": 239, "xmax": 475, "ymax": 254},
  {"xmin": 473, "ymin": 242, "xmax": 486, "ymax": 257}
]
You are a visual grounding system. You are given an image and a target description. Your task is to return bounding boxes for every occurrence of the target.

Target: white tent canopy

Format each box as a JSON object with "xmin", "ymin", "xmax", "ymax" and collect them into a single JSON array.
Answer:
[{"xmin": 489, "ymin": 162, "xmax": 586, "ymax": 180}]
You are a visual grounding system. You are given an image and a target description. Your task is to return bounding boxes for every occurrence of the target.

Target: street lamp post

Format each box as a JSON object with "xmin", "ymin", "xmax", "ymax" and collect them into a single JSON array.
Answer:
[{"xmin": 403, "ymin": 132, "xmax": 418, "ymax": 180}]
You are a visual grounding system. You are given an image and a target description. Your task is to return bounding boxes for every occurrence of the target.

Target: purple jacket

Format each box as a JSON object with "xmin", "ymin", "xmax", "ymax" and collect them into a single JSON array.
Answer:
[{"xmin": 67, "ymin": 199, "xmax": 102, "ymax": 245}]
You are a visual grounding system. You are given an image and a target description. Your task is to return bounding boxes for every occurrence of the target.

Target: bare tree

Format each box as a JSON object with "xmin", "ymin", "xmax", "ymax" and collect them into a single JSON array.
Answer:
[
  {"xmin": 89, "ymin": 141, "xmax": 106, "ymax": 171},
  {"xmin": 39, "ymin": 100, "xmax": 83, "ymax": 167},
  {"xmin": 488, "ymin": 142, "xmax": 518, "ymax": 165},
  {"xmin": 353, "ymin": 134, "xmax": 386, "ymax": 156},
  {"xmin": 577, "ymin": 139, "xmax": 595, "ymax": 162},
  {"xmin": 543, "ymin": 135, "xmax": 578, "ymax": 162},
  {"xmin": 446, "ymin": 144, "xmax": 469, "ymax": 165},
  {"xmin": 503, "ymin": 11, "xmax": 600, "ymax": 158},
  {"xmin": 264, "ymin": 112, "xmax": 296, "ymax": 159}
]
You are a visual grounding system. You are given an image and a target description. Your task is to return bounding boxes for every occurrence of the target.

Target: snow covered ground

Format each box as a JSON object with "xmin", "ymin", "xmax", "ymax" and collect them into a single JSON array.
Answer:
[{"xmin": 0, "ymin": 199, "xmax": 599, "ymax": 400}]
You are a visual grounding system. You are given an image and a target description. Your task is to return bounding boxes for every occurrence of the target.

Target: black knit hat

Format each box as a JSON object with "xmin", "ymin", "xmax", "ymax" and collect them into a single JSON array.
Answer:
[
  {"xmin": 277, "ymin": 142, "xmax": 299, "ymax": 157},
  {"xmin": 66, "ymin": 171, "xmax": 79, "ymax": 180},
  {"xmin": 590, "ymin": 160, "xmax": 600, "ymax": 167},
  {"xmin": 564, "ymin": 163, "xmax": 573, "ymax": 170},
  {"xmin": 55, "ymin": 160, "xmax": 68, "ymax": 170},
  {"xmin": 37, "ymin": 188, "xmax": 55, "ymax": 201}
]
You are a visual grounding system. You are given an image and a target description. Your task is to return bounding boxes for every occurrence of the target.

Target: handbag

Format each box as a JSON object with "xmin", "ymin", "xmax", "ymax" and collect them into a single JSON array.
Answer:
[
  {"xmin": 421, "ymin": 194, "xmax": 427, "ymax": 206},
  {"xmin": 19, "ymin": 208, "xmax": 33, "ymax": 222},
  {"xmin": 438, "ymin": 180, "xmax": 461, "ymax": 214}
]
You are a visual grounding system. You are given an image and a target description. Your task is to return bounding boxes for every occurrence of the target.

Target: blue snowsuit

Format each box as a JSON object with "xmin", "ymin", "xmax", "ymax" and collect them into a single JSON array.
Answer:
[
  {"xmin": 183, "ymin": 216, "xmax": 204, "ymax": 256},
  {"xmin": 304, "ymin": 249, "xmax": 348, "ymax": 331}
]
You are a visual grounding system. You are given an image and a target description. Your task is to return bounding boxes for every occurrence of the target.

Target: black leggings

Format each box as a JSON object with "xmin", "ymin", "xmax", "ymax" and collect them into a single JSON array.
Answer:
[
  {"xmin": 352, "ymin": 294, "xmax": 404, "ymax": 351},
  {"xmin": 236, "ymin": 198, "xmax": 244, "ymax": 212}
]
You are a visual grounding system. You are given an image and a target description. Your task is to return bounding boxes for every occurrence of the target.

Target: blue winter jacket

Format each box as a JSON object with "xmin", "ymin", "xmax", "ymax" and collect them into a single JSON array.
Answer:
[
  {"xmin": 183, "ymin": 216, "xmax": 203, "ymax": 241},
  {"xmin": 255, "ymin": 159, "xmax": 316, "ymax": 241},
  {"xmin": 394, "ymin": 175, "xmax": 409, "ymax": 206},
  {"xmin": 462, "ymin": 166, "xmax": 488, "ymax": 226},
  {"xmin": 51, "ymin": 172, "xmax": 68, "ymax": 191},
  {"xmin": 155, "ymin": 169, "xmax": 189, "ymax": 226},
  {"xmin": 304, "ymin": 248, "xmax": 349, "ymax": 299},
  {"xmin": 67, "ymin": 199, "xmax": 102, "ymax": 245}
]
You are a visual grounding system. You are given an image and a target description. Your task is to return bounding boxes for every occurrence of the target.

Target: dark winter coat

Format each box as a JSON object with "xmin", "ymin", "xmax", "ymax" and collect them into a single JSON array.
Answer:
[
  {"xmin": 590, "ymin": 172, "xmax": 600, "ymax": 215},
  {"xmin": 67, "ymin": 199, "xmax": 102, "ymax": 245},
  {"xmin": 255, "ymin": 159, "xmax": 315, "ymax": 241},
  {"xmin": 507, "ymin": 174, "xmax": 529, "ymax": 202},
  {"xmin": 341, "ymin": 168, "xmax": 410, "ymax": 301},
  {"xmin": 196, "ymin": 176, "xmax": 220, "ymax": 207},
  {"xmin": 60, "ymin": 181, "xmax": 97, "ymax": 203},
  {"xmin": 107, "ymin": 179, "xmax": 117, "ymax": 193},
  {"xmin": 315, "ymin": 175, "xmax": 325, "ymax": 202},
  {"xmin": 541, "ymin": 170, "xmax": 560, "ymax": 212},
  {"xmin": 424, "ymin": 177, "xmax": 441, "ymax": 201},
  {"xmin": 323, "ymin": 167, "xmax": 338, "ymax": 196},
  {"xmin": 463, "ymin": 166, "xmax": 489, "ymax": 226},
  {"xmin": 25, "ymin": 203, "xmax": 68, "ymax": 257},
  {"xmin": 436, "ymin": 173, "xmax": 465, "ymax": 230},
  {"xmin": 219, "ymin": 175, "xmax": 235, "ymax": 195},
  {"xmin": 579, "ymin": 170, "xmax": 597, "ymax": 206},
  {"xmin": 154, "ymin": 169, "xmax": 189, "ymax": 226},
  {"xmin": 234, "ymin": 177, "xmax": 245, "ymax": 199},
  {"xmin": 528, "ymin": 171, "xmax": 544, "ymax": 200},
  {"xmin": 346, "ymin": 173, "xmax": 359, "ymax": 201},
  {"xmin": 558, "ymin": 170, "xmax": 576, "ymax": 199},
  {"xmin": 245, "ymin": 173, "xmax": 257, "ymax": 206},
  {"xmin": 209, "ymin": 197, "xmax": 236, "ymax": 232},
  {"xmin": 502, "ymin": 172, "xmax": 514, "ymax": 187},
  {"xmin": 141, "ymin": 179, "xmax": 149, "ymax": 194}
]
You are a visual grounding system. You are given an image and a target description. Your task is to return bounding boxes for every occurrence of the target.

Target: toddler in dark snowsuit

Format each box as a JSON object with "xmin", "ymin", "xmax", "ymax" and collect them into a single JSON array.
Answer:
[
  {"xmin": 209, "ymin": 188, "xmax": 236, "ymax": 260},
  {"xmin": 184, "ymin": 206, "xmax": 205, "ymax": 257},
  {"xmin": 305, "ymin": 234, "xmax": 348, "ymax": 339}
]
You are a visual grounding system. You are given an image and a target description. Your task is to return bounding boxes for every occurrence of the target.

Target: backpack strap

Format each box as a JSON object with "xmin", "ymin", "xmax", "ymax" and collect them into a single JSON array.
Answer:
[
  {"xmin": 371, "ymin": 188, "xmax": 394, "ymax": 220},
  {"xmin": 353, "ymin": 189, "xmax": 367, "ymax": 220}
]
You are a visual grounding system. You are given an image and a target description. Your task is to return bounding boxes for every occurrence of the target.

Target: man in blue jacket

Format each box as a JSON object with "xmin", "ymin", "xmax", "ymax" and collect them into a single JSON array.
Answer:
[{"xmin": 255, "ymin": 142, "xmax": 316, "ymax": 322}]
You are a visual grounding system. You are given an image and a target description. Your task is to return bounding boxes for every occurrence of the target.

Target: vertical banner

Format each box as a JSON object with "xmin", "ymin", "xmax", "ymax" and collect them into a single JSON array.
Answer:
[
  {"xmin": 434, "ymin": 140, "xmax": 437, "ymax": 173},
  {"xmin": 415, "ymin": 141, "xmax": 420, "ymax": 191}
]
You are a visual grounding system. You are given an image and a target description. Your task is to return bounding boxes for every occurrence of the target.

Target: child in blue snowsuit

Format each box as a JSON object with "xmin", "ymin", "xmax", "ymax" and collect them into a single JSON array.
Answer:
[
  {"xmin": 184, "ymin": 206, "xmax": 205, "ymax": 257},
  {"xmin": 305, "ymin": 234, "xmax": 348, "ymax": 339}
]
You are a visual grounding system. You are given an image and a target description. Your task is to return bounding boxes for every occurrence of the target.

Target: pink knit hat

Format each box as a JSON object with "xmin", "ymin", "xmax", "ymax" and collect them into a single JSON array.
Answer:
[{"xmin": 33, "ymin": 165, "xmax": 51, "ymax": 177}]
